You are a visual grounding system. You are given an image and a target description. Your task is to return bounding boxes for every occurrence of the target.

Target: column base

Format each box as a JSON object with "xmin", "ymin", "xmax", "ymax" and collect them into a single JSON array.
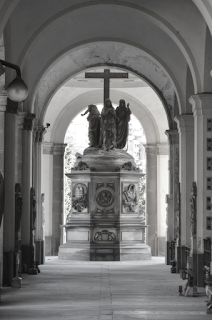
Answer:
[
  {"xmin": 11, "ymin": 276, "xmax": 22, "ymax": 288},
  {"xmin": 166, "ymin": 241, "xmax": 176, "ymax": 265},
  {"xmin": 21, "ymin": 245, "xmax": 36, "ymax": 273},
  {"xmin": 35, "ymin": 240, "xmax": 44, "ymax": 264},
  {"xmin": 176, "ymin": 246, "xmax": 187, "ymax": 273},
  {"xmin": 3, "ymin": 251, "xmax": 15, "ymax": 286},
  {"xmin": 45, "ymin": 236, "xmax": 60, "ymax": 256},
  {"xmin": 52, "ymin": 236, "xmax": 60, "ymax": 256},
  {"xmin": 192, "ymin": 253, "xmax": 204, "ymax": 287},
  {"xmin": 28, "ymin": 268, "xmax": 38, "ymax": 275},
  {"xmin": 156, "ymin": 236, "xmax": 165, "ymax": 256},
  {"xmin": 45, "ymin": 236, "xmax": 52, "ymax": 256}
]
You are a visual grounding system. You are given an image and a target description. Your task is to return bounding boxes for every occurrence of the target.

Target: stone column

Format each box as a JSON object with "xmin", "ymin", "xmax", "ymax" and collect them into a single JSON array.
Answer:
[
  {"xmin": 42, "ymin": 142, "xmax": 53, "ymax": 256},
  {"xmin": 33, "ymin": 126, "xmax": 45, "ymax": 265},
  {"xmin": 189, "ymin": 94, "xmax": 212, "ymax": 287},
  {"xmin": 17, "ymin": 112, "xmax": 26, "ymax": 185},
  {"xmin": 145, "ymin": 144, "xmax": 158, "ymax": 256},
  {"xmin": 21, "ymin": 113, "xmax": 36, "ymax": 273},
  {"xmin": 175, "ymin": 115, "xmax": 194, "ymax": 249},
  {"xmin": 52, "ymin": 143, "xmax": 66, "ymax": 255},
  {"xmin": 165, "ymin": 130, "xmax": 179, "ymax": 266},
  {"xmin": 157, "ymin": 143, "xmax": 169, "ymax": 256},
  {"xmin": 3, "ymin": 99, "xmax": 18, "ymax": 285},
  {"xmin": 0, "ymin": 92, "xmax": 7, "ymax": 287}
]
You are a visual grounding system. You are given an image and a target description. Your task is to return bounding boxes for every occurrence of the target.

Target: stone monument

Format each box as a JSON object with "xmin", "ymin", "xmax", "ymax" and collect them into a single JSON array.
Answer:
[{"xmin": 58, "ymin": 99, "xmax": 151, "ymax": 261}]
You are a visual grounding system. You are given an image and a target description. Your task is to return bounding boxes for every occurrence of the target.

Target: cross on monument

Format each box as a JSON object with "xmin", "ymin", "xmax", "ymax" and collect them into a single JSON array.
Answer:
[{"xmin": 85, "ymin": 69, "xmax": 128, "ymax": 103}]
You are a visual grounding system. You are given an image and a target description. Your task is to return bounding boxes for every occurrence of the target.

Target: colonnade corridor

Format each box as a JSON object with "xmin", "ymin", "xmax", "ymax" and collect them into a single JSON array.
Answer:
[{"xmin": 0, "ymin": 257, "xmax": 208, "ymax": 320}]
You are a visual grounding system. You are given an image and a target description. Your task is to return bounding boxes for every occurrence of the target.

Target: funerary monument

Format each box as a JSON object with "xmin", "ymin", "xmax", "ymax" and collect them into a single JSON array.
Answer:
[{"xmin": 58, "ymin": 97, "xmax": 151, "ymax": 261}]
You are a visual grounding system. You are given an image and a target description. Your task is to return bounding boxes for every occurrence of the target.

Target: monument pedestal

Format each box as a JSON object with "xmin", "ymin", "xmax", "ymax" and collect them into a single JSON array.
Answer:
[{"xmin": 58, "ymin": 148, "xmax": 151, "ymax": 261}]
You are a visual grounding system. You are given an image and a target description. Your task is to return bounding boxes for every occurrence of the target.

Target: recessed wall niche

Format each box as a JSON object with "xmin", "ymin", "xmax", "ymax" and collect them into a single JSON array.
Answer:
[
  {"xmin": 206, "ymin": 197, "xmax": 212, "ymax": 210},
  {"xmin": 207, "ymin": 158, "xmax": 212, "ymax": 170},
  {"xmin": 207, "ymin": 177, "xmax": 212, "ymax": 190},
  {"xmin": 207, "ymin": 138, "xmax": 212, "ymax": 151},
  {"xmin": 206, "ymin": 217, "xmax": 212, "ymax": 230},
  {"xmin": 207, "ymin": 119, "xmax": 212, "ymax": 131}
]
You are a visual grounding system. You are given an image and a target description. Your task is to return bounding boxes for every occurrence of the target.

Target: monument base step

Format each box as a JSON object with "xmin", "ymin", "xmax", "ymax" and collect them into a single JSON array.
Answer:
[
  {"xmin": 120, "ymin": 242, "xmax": 151, "ymax": 260},
  {"xmin": 58, "ymin": 241, "xmax": 151, "ymax": 261},
  {"xmin": 58, "ymin": 242, "xmax": 90, "ymax": 261}
]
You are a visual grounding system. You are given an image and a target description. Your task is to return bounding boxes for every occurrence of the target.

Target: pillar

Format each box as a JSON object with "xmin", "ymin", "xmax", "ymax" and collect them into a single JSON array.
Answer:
[
  {"xmin": 157, "ymin": 143, "xmax": 169, "ymax": 256},
  {"xmin": 3, "ymin": 99, "xmax": 18, "ymax": 285},
  {"xmin": 145, "ymin": 144, "xmax": 157, "ymax": 256},
  {"xmin": 42, "ymin": 142, "xmax": 53, "ymax": 255},
  {"xmin": 21, "ymin": 113, "xmax": 36, "ymax": 273},
  {"xmin": 175, "ymin": 115, "xmax": 194, "ymax": 249},
  {"xmin": 165, "ymin": 130, "xmax": 179, "ymax": 265},
  {"xmin": 0, "ymin": 92, "xmax": 7, "ymax": 287},
  {"xmin": 52, "ymin": 143, "xmax": 66, "ymax": 255},
  {"xmin": 34, "ymin": 127, "xmax": 45, "ymax": 265},
  {"xmin": 189, "ymin": 94, "xmax": 212, "ymax": 287}
]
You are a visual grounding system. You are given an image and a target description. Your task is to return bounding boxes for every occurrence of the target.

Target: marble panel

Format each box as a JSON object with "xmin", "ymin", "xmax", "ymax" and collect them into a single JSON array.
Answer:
[
  {"xmin": 121, "ymin": 231, "xmax": 143, "ymax": 241},
  {"xmin": 67, "ymin": 230, "xmax": 89, "ymax": 241}
]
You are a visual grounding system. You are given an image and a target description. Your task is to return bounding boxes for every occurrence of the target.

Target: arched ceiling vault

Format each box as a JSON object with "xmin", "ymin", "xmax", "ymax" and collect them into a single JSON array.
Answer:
[
  {"xmin": 4, "ymin": 0, "xmax": 210, "ymax": 120},
  {"xmin": 37, "ymin": 47, "xmax": 176, "ymax": 130},
  {"xmin": 44, "ymin": 88, "xmax": 167, "ymax": 146},
  {"xmin": 193, "ymin": 0, "xmax": 212, "ymax": 37}
]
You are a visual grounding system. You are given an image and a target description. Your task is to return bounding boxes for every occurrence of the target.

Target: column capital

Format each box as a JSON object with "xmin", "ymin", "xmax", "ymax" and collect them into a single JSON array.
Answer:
[
  {"xmin": 52, "ymin": 143, "xmax": 67, "ymax": 155},
  {"xmin": 17, "ymin": 111, "xmax": 27, "ymax": 129},
  {"xmin": 43, "ymin": 142, "xmax": 53, "ymax": 155},
  {"xmin": 6, "ymin": 98, "xmax": 19, "ymax": 114},
  {"xmin": 144, "ymin": 144, "xmax": 157, "ymax": 156},
  {"xmin": 189, "ymin": 93, "xmax": 212, "ymax": 116},
  {"xmin": 157, "ymin": 143, "xmax": 169, "ymax": 155},
  {"xmin": 0, "ymin": 91, "xmax": 7, "ymax": 112},
  {"xmin": 174, "ymin": 114, "xmax": 194, "ymax": 133},
  {"xmin": 33, "ymin": 126, "xmax": 46, "ymax": 142},
  {"xmin": 165, "ymin": 129, "xmax": 179, "ymax": 145},
  {"xmin": 23, "ymin": 113, "xmax": 36, "ymax": 131}
]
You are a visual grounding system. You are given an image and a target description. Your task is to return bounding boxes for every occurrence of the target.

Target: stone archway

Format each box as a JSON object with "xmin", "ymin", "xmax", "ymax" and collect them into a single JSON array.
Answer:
[{"xmin": 41, "ymin": 67, "xmax": 169, "ymax": 256}]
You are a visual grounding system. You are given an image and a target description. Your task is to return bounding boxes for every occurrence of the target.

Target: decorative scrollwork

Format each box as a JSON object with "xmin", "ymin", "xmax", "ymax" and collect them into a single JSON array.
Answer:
[
  {"xmin": 94, "ymin": 230, "xmax": 116, "ymax": 242},
  {"xmin": 72, "ymin": 161, "xmax": 89, "ymax": 171},
  {"xmin": 116, "ymin": 161, "xmax": 139, "ymax": 172}
]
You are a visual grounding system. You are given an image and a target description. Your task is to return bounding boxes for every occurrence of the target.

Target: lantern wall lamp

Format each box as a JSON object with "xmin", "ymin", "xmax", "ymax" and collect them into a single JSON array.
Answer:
[{"xmin": 0, "ymin": 59, "xmax": 28, "ymax": 102}]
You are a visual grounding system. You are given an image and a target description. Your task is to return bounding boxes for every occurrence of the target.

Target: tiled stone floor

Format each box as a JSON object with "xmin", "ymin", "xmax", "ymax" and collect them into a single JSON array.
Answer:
[{"xmin": 0, "ymin": 257, "xmax": 210, "ymax": 319}]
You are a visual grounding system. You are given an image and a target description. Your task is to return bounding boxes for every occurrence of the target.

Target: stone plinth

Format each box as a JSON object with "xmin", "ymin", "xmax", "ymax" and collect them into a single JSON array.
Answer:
[{"xmin": 58, "ymin": 148, "xmax": 151, "ymax": 261}]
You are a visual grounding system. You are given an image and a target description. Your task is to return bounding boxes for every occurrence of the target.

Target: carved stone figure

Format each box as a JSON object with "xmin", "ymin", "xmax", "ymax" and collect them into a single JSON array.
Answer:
[
  {"xmin": 190, "ymin": 181, "xmax": 197, "ymax": 236},
  {"xmin": 116, "ymin": 99, "xmax": 131, "ymax": 149},
  {"xmin": 30, "ymin": 188, "xmax": 36, "ymax": 230},
  {"xmin": 81, "ymin": 104, "xmax": 100, "ymax": 147},
  {"xmin": 99, "ymin": 98, "xmax": 116, "ymax": 151},
  {"xmin": 123, "ymin": 184, "xmax": 138, "ymax": 212},
  {"xmin": 72, "ymin": 183, "xmax": 88, "ymax": 212}
]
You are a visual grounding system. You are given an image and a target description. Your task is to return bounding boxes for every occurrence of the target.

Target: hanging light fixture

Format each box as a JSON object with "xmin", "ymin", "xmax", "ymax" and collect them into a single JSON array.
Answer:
[{"xmin": 0, "ymin": 59, "xmax": 28, "ymax": 102}]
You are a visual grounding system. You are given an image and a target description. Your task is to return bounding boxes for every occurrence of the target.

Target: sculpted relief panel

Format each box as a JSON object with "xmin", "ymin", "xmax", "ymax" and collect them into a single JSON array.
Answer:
[
  {"xmin": 122, "ymin": 183, "xmax": 138, "ymax": 213},
  {"xmin": 94, "ymin": 230, "xmax": 116, "ymax": 242},
  {"xmin": 72, "ymin": 183, "xmax": 88, "ymax": 212},
  {"xmin": 95, "ymin": 181, "xmax": 115, "ymax": 214}
]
